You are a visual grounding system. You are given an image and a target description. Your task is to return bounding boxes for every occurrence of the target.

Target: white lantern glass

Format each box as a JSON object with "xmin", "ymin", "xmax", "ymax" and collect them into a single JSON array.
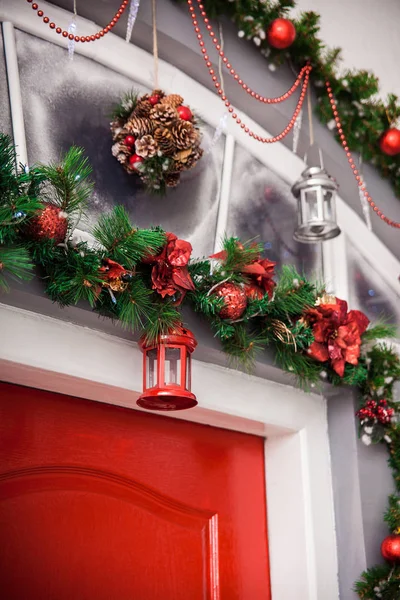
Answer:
[{"xmin": 291, "ymin": 166, "xmax": 341, "ymax": 243}]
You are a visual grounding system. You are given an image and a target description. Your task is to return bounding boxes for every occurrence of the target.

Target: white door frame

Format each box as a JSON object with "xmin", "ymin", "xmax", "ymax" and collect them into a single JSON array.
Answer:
[{"xmin": 0, "ymin": 302, "xmax": 339, "ymax": 600}]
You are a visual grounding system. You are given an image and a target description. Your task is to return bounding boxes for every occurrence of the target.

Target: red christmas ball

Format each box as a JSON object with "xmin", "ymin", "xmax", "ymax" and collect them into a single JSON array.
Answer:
[
  {"xmin": 124, "ymin": 135, "xmax": 136, "ymax": 147},
  {"xmin": 381, "ymin": 535, "xmax": 400, "ymax": 562},
  {"xmin": 379, "ymin": 128, "xmax": 400, "ymax": 156},
  {"xmin": 267, "ymin": 18, "xmax": 296, "ymax": 50},
  {"xmin": 177, "ymin": 105, "xmax": 193, "ymax": 121},
  {"xmin": 148, "ymin": 94, "xmax": 160, "ymax": 106},
  {"xmin": 128, "ymin": 154, "xmax": 145, "ymax": 170},
  {"xmin": 214, "ymin": 282, "xmax": 247, "ymax": 320},
  {"xmin": 27, "ymin": 203, "xmax": 68, "ymax": 244}
]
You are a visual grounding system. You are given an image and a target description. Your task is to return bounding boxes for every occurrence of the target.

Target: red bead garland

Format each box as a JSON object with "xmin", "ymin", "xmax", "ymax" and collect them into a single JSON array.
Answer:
[
  {"xmin": 188, "ymin": 0, "xmax": 311, "ymax": 143},
  {"xmin": 326, "ymin": 81, "xmax": 400, "ymax": 229},
  {"xmin": 188, "ymin": 0, "xmax": 309, "ymax": 105},
  {"xmin": 26, "ymin": 0, "xmax": 129, "ymax": 42}
]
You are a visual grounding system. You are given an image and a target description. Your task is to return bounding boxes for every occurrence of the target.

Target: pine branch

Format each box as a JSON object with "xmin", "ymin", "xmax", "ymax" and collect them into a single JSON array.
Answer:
[
  {"xmin": 115, "ymin": 277, "xmax": 154, "ymax": 331},
  {"xmin": 110, "ymin": 90, "xmax": 139, "ymax": 121},
  {"xmin": 0, "ymin": 246, "xmax": 34, "ymax": 291},
  {"xmin": 143, "ymin": 302, "xmax": 182, "ymax": 345},
  {"xmin": 36, "ymin": 146, "xmax": 93, "ymax": 217},
  {"xmin": 44, "ymin": 244, "xmax": 102, "ymax": 307},
  {"xmin": 93, "ymin": 206, "xmax": 166, "ymax": 268}
]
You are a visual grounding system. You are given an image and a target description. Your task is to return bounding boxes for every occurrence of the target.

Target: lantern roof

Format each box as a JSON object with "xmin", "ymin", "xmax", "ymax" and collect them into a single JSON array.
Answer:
[
  {"xmin": 140, "ymin": 326, "xmax": 197, "ymax": 352},
  {"xmin": 291, "ymin": 166, "xmax": 338, "ymax": 197}
]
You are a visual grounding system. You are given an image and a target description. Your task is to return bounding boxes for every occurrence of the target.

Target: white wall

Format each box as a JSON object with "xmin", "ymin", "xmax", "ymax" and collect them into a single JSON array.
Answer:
[{"xmin": 295, "ymin": 0, "xmax": 400, "ymax": 100}]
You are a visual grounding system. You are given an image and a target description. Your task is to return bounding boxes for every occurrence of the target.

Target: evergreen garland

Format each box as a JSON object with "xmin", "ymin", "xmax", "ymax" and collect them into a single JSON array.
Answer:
[
  {"xmin": 173, "ymin": 0, "xmax": 400, "ymax": 199},
  {"xmin": 1, "ymin": 134, "xmax": 400, "ymax": 597}
]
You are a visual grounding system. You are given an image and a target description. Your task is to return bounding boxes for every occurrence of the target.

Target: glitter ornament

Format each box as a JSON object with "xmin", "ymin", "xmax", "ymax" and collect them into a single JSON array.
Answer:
[
  {"xmin": 267, "ymin": 18, "xmax": 296, "ymax": 50},
  {"xmin": 27, "ymin": 204, "xmax": 68, "ymax": 244},
  {"xmin": 213, "ymin": 282, "xmax": 247, "ymax": 320},
  {"xmin": 381, "ymin": 535, "xmax": 400, "ymax": 562}
]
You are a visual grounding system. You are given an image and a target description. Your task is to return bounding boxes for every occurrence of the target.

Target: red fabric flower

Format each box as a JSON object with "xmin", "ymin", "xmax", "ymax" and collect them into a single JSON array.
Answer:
[
  {"xmin": 148, "ymin": 232, "xmax": 195, "ymax": 304},
  {"xmin": 242, "ymin": 258, "xmax": 276, "ymax": 300},
  {"xmin": 306, "ymin": 296, "xmax": 370, "ymax": 377}
]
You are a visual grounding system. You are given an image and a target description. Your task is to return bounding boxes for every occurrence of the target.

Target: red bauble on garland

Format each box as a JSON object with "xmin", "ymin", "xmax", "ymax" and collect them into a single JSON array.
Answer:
[
  {"xmin": 381, "ymin": 535, "xmax": 400, "ymax": 562},
  {"xmin": 267, "ymin": 18, "xmax": 296, "ymax": 50},
  {"xmin": 214, "ymin": 282, "xmax": 247, "ymax": 320},
  {"xmin": 379, "ymin": 128, "xmax": 400, "ymax": 156},
  {"xmin": 27, "ymin": 203, "xmax": 68, "ymax": 244},
  {"xmin": 177, "ymin": 105, "xmax": 193, "ymax": 121}
]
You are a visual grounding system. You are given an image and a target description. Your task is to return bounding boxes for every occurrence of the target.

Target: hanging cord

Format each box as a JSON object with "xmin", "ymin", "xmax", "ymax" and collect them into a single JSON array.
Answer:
[{"xmin": 152, "ymin": 0, "xmax": 159, "ymax": 89}]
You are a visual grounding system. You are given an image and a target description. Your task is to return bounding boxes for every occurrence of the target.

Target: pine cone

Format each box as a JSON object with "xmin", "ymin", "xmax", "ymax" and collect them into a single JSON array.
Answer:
[
  {"xmin": 160, "ymin": 94, "xmax": 184, "ymax": 108},
  {"xmin": 173, "ymin": 148, "xmax": 192, "ymax": 163},
  {"xmin": 170, "ymin": 121, "xmax": 199, "ymax": 150},
  {"xmin": 110, "ymin": 119, "xmax": 124, "ymax": 141},
  {"xmin": 126, "ymin": 116, "xmax": 154, "ymax": 137},
  {"xmin": 165, "ymin": 172, "xmax": 181, "ymax": 188},
  {"xmin": 133, "ymin": 99, "xmax": 152, "ymax": 118},
  {"xmin": 154, "ymin": 127, "xmax": 175, "ymax": 155},
  {"xmin": 111, "ymin": 142, "xmax": 122, "ymax": 157},
  {"xmin": 150, "ymin": 104, "xmax": 178, "ymax": 126},
  {"xmin": 183, "ymin": 147, "xmax": 204, "ymax": 170},
  {"xmin": 135, "ymin": 135, "xmax": 158, "ymax": 158}
]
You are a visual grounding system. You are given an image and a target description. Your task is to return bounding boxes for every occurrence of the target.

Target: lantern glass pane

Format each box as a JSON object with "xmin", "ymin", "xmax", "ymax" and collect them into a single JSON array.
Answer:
[
  {"xmin": 304, "ymin": 188, "xmax": 320, "ymax": 221},
  {"xmin": 146, "ymin": 349, "xmax": 158, "ymax": 389},
  {"xmin": 186, "ymin": 354, "xmax": 191, "ymax": 390},
  {"xmin": 323, "ymin": 190, "xmax": 333, "ymax": 220},
  {"xmin": 164, "ymin": 347, "xmax": 181, "ymax": 386}
]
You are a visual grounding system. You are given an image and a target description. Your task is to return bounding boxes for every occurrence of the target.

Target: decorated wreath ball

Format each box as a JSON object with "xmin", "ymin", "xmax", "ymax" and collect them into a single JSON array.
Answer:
[{"xmin": 111, "ymin": 90, "xmax": 203, "ymax": 192}]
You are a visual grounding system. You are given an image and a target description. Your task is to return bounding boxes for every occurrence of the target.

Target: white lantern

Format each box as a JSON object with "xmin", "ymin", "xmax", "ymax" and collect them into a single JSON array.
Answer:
[{"xmin": 291, "ymin": 165, "xmax": 341, "ymax": 243}]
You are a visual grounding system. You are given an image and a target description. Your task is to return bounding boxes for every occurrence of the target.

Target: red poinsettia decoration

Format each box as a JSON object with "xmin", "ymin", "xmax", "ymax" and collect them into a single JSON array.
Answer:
[
  {"xmin": 210, "ymin": 246, "xmax": 276, "ymax": 300},
  {"xmin": 147, "ymin": 232, "xmax": 195, "ymax": 304},
  {"xmin": 305, "ymin": 295, "xmax": 370, "ymax": 377},
  {"xmin": 242, "ymin": 258, "xmax": 276, "ymax": 300}
]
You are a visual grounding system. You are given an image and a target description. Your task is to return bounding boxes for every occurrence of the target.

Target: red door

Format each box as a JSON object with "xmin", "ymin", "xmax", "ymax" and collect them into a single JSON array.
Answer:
[{"xmin": 0, "ymin": 382, "xmax": 270, "ymax": 600}]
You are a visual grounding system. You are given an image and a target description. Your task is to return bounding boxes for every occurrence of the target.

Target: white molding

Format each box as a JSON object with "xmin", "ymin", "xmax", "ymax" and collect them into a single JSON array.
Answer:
[
  {"xmin": 213, "ymin": 134, "xmax": 235, "ymax": 253},
  {"xmin": 322, "ymin": 232, "xmax": 349, "ymax": 299},
  {"xmin": 0, "ymin": 302, "xmax": 339, "ymax": 599},
  {"xmin": 2, "ymin": 21, "xmax": 28, "ymax": 165}
]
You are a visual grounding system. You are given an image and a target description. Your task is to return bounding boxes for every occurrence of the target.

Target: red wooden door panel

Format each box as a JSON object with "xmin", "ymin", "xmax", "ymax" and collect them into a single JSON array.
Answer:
[{"xmin": 0, "ymin": 382, "xmax": 270, "ymax": 600}]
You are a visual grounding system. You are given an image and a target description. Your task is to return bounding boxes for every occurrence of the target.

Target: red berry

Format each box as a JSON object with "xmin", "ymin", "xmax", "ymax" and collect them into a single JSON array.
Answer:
[
  {"xmin": 177, "ymin": 105, "xmax": 193, "ymax": 121},
  {"xmin": 148, "ymin": 95, "xmax": 160, "ymax": 106},
  {"xmin": 124, "ymin": 135, "xmax": 136, "ymax": 147},
  {"xmin": 128, "ymin": 154, "xmax": 144, "ymax": 169}
]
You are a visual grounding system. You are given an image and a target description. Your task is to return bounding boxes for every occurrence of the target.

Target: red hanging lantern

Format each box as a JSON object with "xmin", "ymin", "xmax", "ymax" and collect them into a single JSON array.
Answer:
[{"xmin": 137, "ymin": 327, "xmax": 198, "ymax": 411}]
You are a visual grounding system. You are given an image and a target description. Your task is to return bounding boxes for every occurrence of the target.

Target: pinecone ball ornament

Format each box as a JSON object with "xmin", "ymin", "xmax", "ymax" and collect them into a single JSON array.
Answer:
[{"xmin": 111, "ymin": 89, "xmax": 203, "ymax": 193}]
